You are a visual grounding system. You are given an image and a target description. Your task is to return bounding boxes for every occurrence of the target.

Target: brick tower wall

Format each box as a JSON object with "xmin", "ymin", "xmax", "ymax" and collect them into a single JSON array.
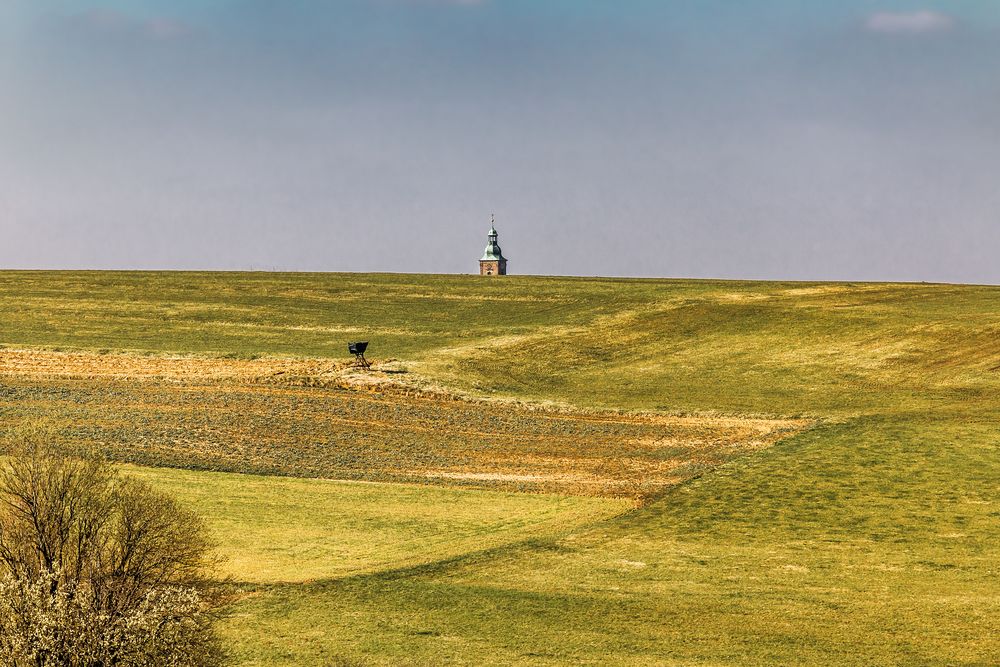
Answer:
[{"xmin": 480, "ymin": 260, "xmax": 500, "ymax": 276}]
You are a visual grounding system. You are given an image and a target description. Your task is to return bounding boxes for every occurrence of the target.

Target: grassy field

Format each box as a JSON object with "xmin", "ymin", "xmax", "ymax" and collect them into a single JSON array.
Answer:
[
  {"xmin": 1, "ymin": 271, "xmax": 998, "ymax": 665},
  {"xmin": 124, "ymin": 465, "xmax": 628, "ymax": 584}
]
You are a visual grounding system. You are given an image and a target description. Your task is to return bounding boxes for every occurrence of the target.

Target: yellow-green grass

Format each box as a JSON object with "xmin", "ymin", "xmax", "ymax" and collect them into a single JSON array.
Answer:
[
  {"xmin": 124, "ymin": 464, "xmax": 630, "ymax": 584},
  {"xmin": 2, "ymin": 271, "xmax": 999, "ymax": 665},
  {"xmin": 1, "ymin": 272, "xmax": 997, "ymax": 416},
  {"xmin": 220, "ymin": 412, "xmax": 1000, "ymax": 666},
  {"xmin": 0, "ymin": 271, "xmax": 639, "ymax": 360}
]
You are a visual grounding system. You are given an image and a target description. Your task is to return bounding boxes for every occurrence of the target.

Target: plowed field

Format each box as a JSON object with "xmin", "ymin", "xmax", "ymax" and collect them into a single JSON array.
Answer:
[{"xmin": 0, "ymin": 350, "xmax": 805, "ymax": 498}]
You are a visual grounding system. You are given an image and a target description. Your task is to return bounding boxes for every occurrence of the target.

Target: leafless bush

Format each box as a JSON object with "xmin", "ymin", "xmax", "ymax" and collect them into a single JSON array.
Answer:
[{"xmin": 0, "ymin": 424, "xmax": 225, "ymax": 666}]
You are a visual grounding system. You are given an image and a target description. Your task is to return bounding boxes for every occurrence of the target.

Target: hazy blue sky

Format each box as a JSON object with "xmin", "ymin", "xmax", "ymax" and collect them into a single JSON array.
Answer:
[{"xmin": 2, "ymin": 1, "xmax": 999, "ymax": 280}]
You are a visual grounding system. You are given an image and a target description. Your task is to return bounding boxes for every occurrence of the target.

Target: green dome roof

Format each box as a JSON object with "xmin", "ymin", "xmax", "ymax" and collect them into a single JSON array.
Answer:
[
  {"xmin": 481, "ymin": 242, "xmax": 504, "ymax": 261},
  {"xmin": 481, "ymin": 223, "xmax": 505, "ymax": 261}
]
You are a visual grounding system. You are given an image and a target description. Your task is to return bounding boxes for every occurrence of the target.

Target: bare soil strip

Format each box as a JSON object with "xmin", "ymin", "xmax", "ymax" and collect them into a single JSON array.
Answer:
[
  {"xmin": 0, "ymin": 348, "xmax": 353, "ymax": 382},
  {"xmin": 0, "ymin": 350, "xmax": 808, "ymax": 498}
]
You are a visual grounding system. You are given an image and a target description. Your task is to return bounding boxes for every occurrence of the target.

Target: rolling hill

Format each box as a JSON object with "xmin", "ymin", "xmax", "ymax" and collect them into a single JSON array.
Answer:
[{"xmin": 0, "ymin": 271, "xmax": 997, "ymax": 665}]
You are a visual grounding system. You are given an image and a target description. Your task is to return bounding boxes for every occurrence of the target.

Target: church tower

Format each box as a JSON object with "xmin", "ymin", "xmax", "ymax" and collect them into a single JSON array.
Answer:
[{"xmin": 479, "ymin": 215, "xmax": 508, "ymax": 276}]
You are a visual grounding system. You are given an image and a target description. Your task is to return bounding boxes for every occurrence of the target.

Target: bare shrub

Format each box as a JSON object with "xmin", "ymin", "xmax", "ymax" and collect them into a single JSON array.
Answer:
[{"xmin": 0, "ymin": 424, "xmax": 225, "ymax": 666}]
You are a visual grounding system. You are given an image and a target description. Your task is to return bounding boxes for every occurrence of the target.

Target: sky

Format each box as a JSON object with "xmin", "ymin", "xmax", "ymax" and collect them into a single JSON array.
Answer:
[{"xmin": 2, "ymin": 1, "xmax": 999, "ymax": 281}]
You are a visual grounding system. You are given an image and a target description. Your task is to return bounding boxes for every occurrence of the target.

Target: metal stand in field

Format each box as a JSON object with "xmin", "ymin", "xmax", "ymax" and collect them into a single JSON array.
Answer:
[{"xmin": 348, "ymin": 341, "xmax": 371, "ymax": 370}]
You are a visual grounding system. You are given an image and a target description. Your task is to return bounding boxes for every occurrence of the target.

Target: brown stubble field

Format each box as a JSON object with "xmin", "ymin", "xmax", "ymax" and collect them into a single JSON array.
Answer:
[{"xmin": 0, "ymin": 349, "xmax": 806, "ymax": 498}]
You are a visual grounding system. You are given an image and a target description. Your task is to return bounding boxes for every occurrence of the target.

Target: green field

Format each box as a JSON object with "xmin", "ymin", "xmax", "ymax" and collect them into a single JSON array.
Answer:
[
  {"xmin": 125, "ymin": 465, "xmax": 629, "ymax": 584},
  {"xmin": 1, "ymin": 271, "xmax": 998, "ymax": 665}
]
